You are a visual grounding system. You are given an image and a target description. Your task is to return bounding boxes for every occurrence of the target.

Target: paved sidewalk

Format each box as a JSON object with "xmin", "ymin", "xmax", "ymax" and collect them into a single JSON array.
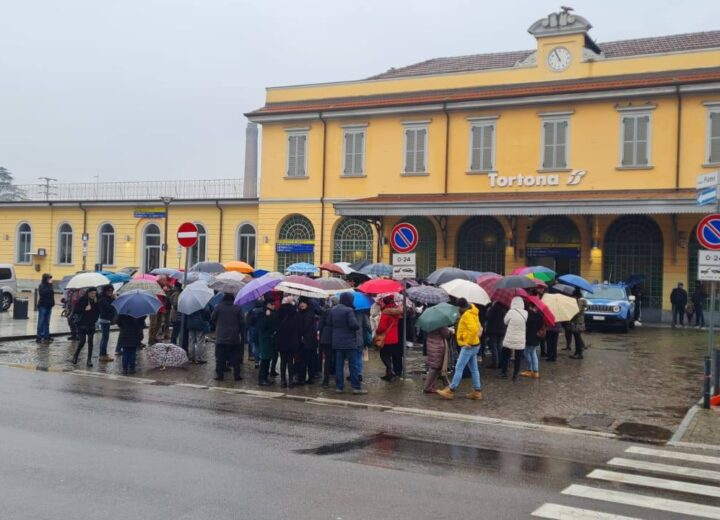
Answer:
[{"xmin": 672, "ymin": 406, "xmax": 720, "ymax": 447}]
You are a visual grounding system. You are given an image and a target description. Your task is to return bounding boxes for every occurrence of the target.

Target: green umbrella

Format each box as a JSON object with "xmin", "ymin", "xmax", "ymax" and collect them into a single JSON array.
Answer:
[{"xmin": 416, "ymin": 302, "xmax": 459, "ymax": 332}]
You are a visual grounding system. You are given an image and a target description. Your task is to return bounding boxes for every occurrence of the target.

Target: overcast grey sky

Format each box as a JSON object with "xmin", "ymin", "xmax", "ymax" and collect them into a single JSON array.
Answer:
[{"xmin": 2, "ymin": 0, "xmax": 719, "ymax": 185}]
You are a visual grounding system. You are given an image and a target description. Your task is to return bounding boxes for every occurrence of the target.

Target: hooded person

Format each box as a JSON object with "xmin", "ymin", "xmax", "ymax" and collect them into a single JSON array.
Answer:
[
  {"xmin": 329, "ymin": 291, "xmax": 366, "ymax": 394},
  {"xmin": 375, "ymin": 294, "xmax": 403, "ymax": 382},
  {"xmin": 437, "ymin": 298, "xmax": 483, "ymax": 400},
  {"xmin": 296, "ymin": 296, "xmax": 320, "ymax": 384},
  {"xmin": 423, "ymin": 322, "xmax": 451, "ymax": 394},
  {"xmin": 275, "ymin": 297, "xmax": 301, "ymax": 388},
  {"xmin": 499, "ymin": 296, "xmax": 528, "ymax": 381}
]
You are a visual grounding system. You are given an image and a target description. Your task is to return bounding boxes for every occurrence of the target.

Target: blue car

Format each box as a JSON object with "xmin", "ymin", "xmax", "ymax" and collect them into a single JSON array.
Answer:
[{"xmin": 583, "ymin": 283, "xmax": 636, "ymax": 333}]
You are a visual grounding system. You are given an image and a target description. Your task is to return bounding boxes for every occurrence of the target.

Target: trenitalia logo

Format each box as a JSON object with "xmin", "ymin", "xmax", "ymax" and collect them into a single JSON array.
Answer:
[{"xmin": 487, "ymin": 170, "xmax": 588, "ymax": 188}]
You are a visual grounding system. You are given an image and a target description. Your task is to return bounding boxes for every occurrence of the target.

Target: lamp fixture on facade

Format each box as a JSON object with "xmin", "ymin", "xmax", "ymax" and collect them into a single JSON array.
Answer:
[{"xmin": 125, "ymin": 235, "xmax": 132, "ymax": 242}]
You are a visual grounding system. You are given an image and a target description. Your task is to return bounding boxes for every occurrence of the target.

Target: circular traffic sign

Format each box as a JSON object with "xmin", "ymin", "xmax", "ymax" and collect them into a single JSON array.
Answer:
[
  {"xmin": 390, "ymin": 222, "xmax": 419, "ymax": 254},
  {"xmin": 697, "ymin": 214, "xmax": 720, "ymax": 251},
  {"xmin": 177, "ymin": 222, "xmax": 199, "ymax": 248}
]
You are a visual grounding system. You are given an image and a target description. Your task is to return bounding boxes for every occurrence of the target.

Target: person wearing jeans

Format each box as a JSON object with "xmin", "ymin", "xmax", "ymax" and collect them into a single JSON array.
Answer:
[
  {"xmin": 329, "ymin": 292, "xmax": 366, "ymax": 395},
  {"xmin": 36, "ymin": 273, "xmax": 55, "ymax": 343},
  {"xmin": 437, "ymin": 298, "xmax": 483, "ymax": 400},
  {"xmin": 335, "ymin": 349, "xmax": 361, "ymax": 392},
  {"xmin": 97, "ymin": 285, "xmax": 116, "ymax": 362},
  {"xmin": 117, "ymin": 314, "xmax": 145, "ymax": 375},
  {"xmin": 520, "ymin": 304, "xmax": 544, "ymax": 378}
]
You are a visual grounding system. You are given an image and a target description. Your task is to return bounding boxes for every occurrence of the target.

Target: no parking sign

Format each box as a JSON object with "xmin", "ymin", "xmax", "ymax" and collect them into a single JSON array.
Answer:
[
  {"xmin": 697, "ymin": 214, "xmax": 720, "ymax": 251},
  {"xmin": 390, "ymin": 223, "xmax": 419, "ymax": 253}
]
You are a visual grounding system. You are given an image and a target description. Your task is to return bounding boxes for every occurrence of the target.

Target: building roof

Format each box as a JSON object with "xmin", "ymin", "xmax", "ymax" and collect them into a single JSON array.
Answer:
[{"xmin": 369, "ymin": 30, "xmax": 720, "ymax": 80}]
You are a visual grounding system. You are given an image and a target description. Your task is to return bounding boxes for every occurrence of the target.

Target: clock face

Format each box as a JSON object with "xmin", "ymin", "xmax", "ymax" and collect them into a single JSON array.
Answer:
[{"xmin": 547, "ymin": 47, "xmax": 571, "ymax": 72}]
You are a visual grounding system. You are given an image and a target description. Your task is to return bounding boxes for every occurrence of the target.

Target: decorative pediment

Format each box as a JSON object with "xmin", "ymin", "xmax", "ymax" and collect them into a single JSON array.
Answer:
[{"xmin": 528, "ymin": 9, "xmax": 592, "ymax": 38}]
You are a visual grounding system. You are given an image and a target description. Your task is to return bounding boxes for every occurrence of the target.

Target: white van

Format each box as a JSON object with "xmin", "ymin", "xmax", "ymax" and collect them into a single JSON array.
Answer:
[{"xmin": 0, "ymin": 264, "xmax": 17, "ymax": 311}]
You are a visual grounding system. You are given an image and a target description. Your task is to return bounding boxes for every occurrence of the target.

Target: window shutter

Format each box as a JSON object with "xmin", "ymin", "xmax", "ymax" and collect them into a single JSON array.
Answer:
[
  {"xmin": 416, "ymin": 128, "xmax": 426, "ymax": 172},
  {"xmin": 344, "ymin": 132, "xmax": 353, "ymax": 174},
  {"xmin": 354, "ymin": 132, "xmax": 364, "ymax": 174},
  {"xmin": 288, "ymin": 135, "xmax": 297, "ymax": 176},
  {"xmin": 470, "ymin": 126, "xmax": 481, "ymax": 171},
  {"xmin": 636, "ymin": 116, "xmax": 649, "ymax": 165},
  {"xmin": 482, "ymin": 125, "xmax": 494, "ymax": 170},
  {"xmin": 542, "ymin": 122, "xmax": 554, "ymax": 169},
  {"xmin": 297, "ymin": 135, "xmax": 306, "ymax": 176},
  {"xmin": 711, "ymin": 112, "xmax": 720, "ymax": 163},
  {"xmin": 556, "ymin": 121, "xmax": 567, "ymax": 168},
  {"xmin": 405, "ymin": 129, "xmax": 415, "ymax": 173},
  {"xmin": 621, "ymin": 117, "xmax": 635, "ymax": 166}
]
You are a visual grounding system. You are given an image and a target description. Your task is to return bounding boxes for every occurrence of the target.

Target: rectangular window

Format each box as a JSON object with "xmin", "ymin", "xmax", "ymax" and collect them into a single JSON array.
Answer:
[
  {"xmin": 708, "ymin": 108, "xmax": 720, "ymax": 165},
  {"xmin": 286, "ymin": 132, "xmax": 307, "ymax": 177},
  {"xmin": 58, "ymin": 232, "xmax": 72, "ymax": 264},
  {"xmin": 100, "ymin": 233, "xmax": 114, "ymax": 265},
  {"xmin": 16, "ymin": 228, "xmax": 31, "ymax": 264},
  {"xmin": 469, "ymin": 122, "xmax": 496, "ymax": 172},
  {"xmin": 343, "ymin": 128, "xmax": 365, "ymax": 176},
  {"xmin": 541, "ymin": 118, "xmax": 569, "ymax": 169},
  {"xmin": 403, "ymin": 125, "xmax": 428, "ymax": 174},
  {"xmin": 620, "ymin": 112, "xmax": 651, "ymax": 167}
]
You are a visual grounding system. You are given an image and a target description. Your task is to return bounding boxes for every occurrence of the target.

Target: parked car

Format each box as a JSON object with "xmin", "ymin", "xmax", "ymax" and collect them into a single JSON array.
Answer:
[
  {"xmin": 0, "ymin": 264, "xmax": 17, "ymax": 312},
  {"xmin": 583, "ymin": 282, "xmax": 636, "ymax": 333}
]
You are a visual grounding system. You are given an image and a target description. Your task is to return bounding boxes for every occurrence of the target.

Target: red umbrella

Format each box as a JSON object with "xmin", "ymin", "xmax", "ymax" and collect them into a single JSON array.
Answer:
[
  {"xmin": 357, "ymin": 278, "xmax": 403, "ymax": 294},
  {"xmin": 531, "ymin": 279, "xmax": 548, "ymax": 288},
  {"xmin": 319, "ymin": 262, "xmax": 346, "ymax": 275},
  {"xmin": 491, "ymin": 287, "xmax": 528, "ymax": 307},
  {"xmin": 521, "ymin": 293, "xmax": 556, "ymax": 327}
]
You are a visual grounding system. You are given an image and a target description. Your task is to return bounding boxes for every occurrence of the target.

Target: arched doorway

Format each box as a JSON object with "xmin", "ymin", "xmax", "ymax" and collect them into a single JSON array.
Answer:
[
  {"xmin": 332, "ymin": 218, "xmax": 374, "ymax": 264},
  {"xmin": 394, "ymin": 217, "xmax": 436, "ymax": 278},
  {"xmin": 142, "ymin": 223, "xmax": 162, "ymax": 273},
  {"xmin": 276, "ymin": 215, "xmax": 315, "ymax": 273},
  {"xmin": 456, "ymin": 217, "xmax": 505, "ymax": 274},
  {"xmin": 526, "ymin": 216, "xmax": 580, "ymax": 275},
  {"xmin": 604, "ymin": 216, "xmax": 663, "ymax": 320}
]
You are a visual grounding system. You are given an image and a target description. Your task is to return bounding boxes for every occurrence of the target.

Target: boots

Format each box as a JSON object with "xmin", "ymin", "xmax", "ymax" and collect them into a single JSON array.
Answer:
[
  {"xmin": 465, "ymin": 390, "xmax": 483, "ymax": 400},
  {"xmin": 436, "ymin": 387, "xmax": 455, "ymax": 400}
]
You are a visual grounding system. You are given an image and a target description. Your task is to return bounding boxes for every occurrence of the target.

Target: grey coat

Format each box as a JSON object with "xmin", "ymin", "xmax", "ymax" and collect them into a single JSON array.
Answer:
[
  {"xmin": 329, "ymin": 293, "xmax": 359, "ymax": 350},
  {"xmin": 211, "ymin": 301, "xmax": 245, "ymax": 345}
]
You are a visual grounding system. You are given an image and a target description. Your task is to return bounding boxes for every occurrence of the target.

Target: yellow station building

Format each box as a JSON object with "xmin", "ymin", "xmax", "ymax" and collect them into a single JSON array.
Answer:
[{"xmin": 3, "ymin": 9, "xmax": 720, "ymax": 321}]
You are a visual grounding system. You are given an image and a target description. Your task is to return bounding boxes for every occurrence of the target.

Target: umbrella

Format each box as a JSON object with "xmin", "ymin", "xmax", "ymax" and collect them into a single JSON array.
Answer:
[
  {"xmin": 496, "ymin": 275, "xmax": 536, "ymax": 289},
  {"xmin": 177, "ymin": 281, "xmax": 214, "ymax": 314},
  {"xmin": 440, "ymin": 279, "xmax": 490, "ymax": 306},
  {"xmin": 285, "ymin": 262, "xmax": 318, "ymax": 275},
  {"xmin": 151, "ymin": 268, "xmax": 182, "ymax": 279},
  {"xmin": 415, "ymin": 302, "xmax": 460, "ymax": 332},
  {"xmin": 346, "ymin": 271, "xmax": 371, "ymax": 285},
  {"xmin": 531, "ymin": 278, "xmax": 548, "ymax": 289},
  {"xmin": 521, "ymin": 293, "xmax": 556, "ymax": 327},
  {"xmin": 133, "ymin": 273, "xmax": 159, "ymax": 281},
  {"xmin": 190, "ymin": 261, "xmax": 226, "ymax": 273},
  {"xmin": 476, "ymin": 273, "xmax": 502, "ymax": 292},
  {"xmin": 360, "ymin": 263, "xmax": 393, "ymax": 277},
  {"xmin": 320, "ymin": 262, "xmax": 354, "ymax": 275},
  {"xmin": 99, "ymin": 271, "xmax": 132, "ymax": 284},
  {"xmin": 550, "ymin": 282, "xmax": 577, "ymax": 296},
  {"xmin": 558, "ymin": 274, "xmax": 594, "ymax": 293},
  {"xmin": 224, "ymin": 261, "xmax": 254, "ymax": 274},
  {"xmin": 463, "ymin": 270, "xmax": 486, "ymax": 280},
  {"xmin": 185, "ymin": 271, "xmax": 213, "ymax": 283},
  {"xmin": 349, "ymin": 260, "xmax": 371, "ymax": 272},
  {"xmin": 112, "ymin": 289, "xmax": 162, "ymax": 318},
  {"xmin": 511, "ymin": 266, "xmax": 557, "ymax": 282},
  {"xmin": 234, "ymin": 274, "xmax": 283, "ymax": 306},
  {"xmin": 426, "ymin": 267, "xmax": 475, "ymax": 285},
  {"xmin": 316, "ymin": 277, "xmax": 351, "ymax": 293},
  {"xmin": 208, "ymin": 278, "xmax": 245, "ymax": 295},
  {"xmin": 251, "ymin": 269, "xmax": 269, "ymax": 278},
  {"xmin": 214, "ymin": 271, "xmax": 248, "ymax": 283},
  {"xmin": 145, "ymin": 343, "xmax": 189, "ymax": 368},
  {"xmin": 275, "ymin": 281, "xmax": 327, "ymax": 299},
  {"xmin": 541, "ymin": 293, "xmax": 580, "ymax": 322},
  {"xmin": 284, "ymin": 275, "xmax": 322, "ymax": 289},
  {"xmin": 66, "ymin": 272, "xmax": 111, "ymax": 289},
  {"xmin": 337, "ymin": 290, "xmax": 374, "ymax": 310},
  {"xmin": 406, "ymin": 285, "xmax": 450, "ymax": 305},
  {"xmin": 357, "ymin": 278, "xmax": 403, "ymax": 294},
  {"xmin": 491, "ymin": 288, "xmax": 529, "ymax": 307},
  {"xmin": 117, "ymin": 279, "xmax": 164, "ymax": 296}
]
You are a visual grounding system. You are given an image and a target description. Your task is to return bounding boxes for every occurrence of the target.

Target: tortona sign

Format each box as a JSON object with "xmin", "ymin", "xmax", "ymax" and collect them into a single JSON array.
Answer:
[{"xmin": 488, "ymin": 169, "xmax": 588, "ymax": 188}]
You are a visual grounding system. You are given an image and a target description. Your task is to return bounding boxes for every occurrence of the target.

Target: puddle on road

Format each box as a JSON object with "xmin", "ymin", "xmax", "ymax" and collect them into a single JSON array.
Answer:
[
  {"xmin": 615, "ymin": 422, "xmax": 672, "ymax": 443},
  {"xmin": 299, "ymin": 433, "xmax": 592, "ymax": 482}
]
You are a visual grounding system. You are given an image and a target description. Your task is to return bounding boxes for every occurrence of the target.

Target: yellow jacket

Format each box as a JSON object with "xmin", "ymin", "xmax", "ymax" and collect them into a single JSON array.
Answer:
[{"xmin": 456, "ymin": 304, "xmax": 481, "ymax": 347}]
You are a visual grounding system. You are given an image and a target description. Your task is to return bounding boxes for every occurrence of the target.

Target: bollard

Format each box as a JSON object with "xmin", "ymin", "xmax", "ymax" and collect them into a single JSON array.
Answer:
[
  {"xmin": 715, "ymin": 349, "xmax": 720, "ymax": 396},
  {"xmin": 704, "ymin": 356, "xmax": 712, "ymax": 409}
]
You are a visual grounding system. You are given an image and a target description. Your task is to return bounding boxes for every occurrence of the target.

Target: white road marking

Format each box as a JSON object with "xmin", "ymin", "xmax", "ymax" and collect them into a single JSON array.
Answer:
[
  {"xmin": 562, "ymin": 484, "xmax": 720, "ymax": 519},
  {"xmin": 531, "ymin": 503, "xmax": 642, "ymax": 519},
  {"xmin": 589, "ymin": 469, "xmax": 720, "ymax": 498},
  {"xmin": 626, "ymin": 446, "xmax": 720, "ymax": 466},
  {"xmin": 608, "ymin": 457, "xmax": 720, "ymax": 482}
]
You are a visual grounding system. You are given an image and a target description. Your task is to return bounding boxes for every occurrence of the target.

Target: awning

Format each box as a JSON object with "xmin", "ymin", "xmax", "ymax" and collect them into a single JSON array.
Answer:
[{"xmin": 333, "ymin": 189, "xmax": 702, "ymax": 217}]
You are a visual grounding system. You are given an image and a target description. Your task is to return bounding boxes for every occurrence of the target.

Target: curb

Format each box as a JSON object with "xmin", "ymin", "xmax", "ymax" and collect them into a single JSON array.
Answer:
[
  {"xmin": 0, "ymin": 327, "xmax": 120, "ymax": 343},
  {"xmin": 669, "ymin": 400, "xmax": 701, "ymax": 443}
]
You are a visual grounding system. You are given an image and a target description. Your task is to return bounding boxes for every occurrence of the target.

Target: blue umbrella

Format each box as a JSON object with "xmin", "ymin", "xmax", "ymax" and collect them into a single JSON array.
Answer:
[
  {"xmin": 251, "ymin": 269, "xmax": 269, "ymax": 278},
  {"xmin": 98, "ymin": 271, "xmax": 132, "ymax": 284},
  {"xmin": 286, "ymin": 262, "xmax": 318, "ymax": 275},
  {"xmin": 112, "ymin": 289, "xmax": 161, "ymax": 318},
  {"xmin": 558, "ymin": 274, "xmax": 594, "ymax": 294},
  {"xmin": 339, "ymin": 290, "xmax": 374, "ymax": 310},
  {"xmin": 360, "ymin": 263, "xmax": 393, "ymax": 277}
]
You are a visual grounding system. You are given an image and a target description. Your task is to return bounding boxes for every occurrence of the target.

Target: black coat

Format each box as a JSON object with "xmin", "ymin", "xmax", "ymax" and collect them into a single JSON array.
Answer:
[
  {"xmin": 275, "ymin": 304, "xmax": 301, "ymax": 353},
  {"xmin": 485, "ymin": 302, "xmax": 508, "ymax": 336},
  {"xmin": 670, "ymin": 287, "xmax": 688, "ymax": 307},
  {"xmin": 211, "ymin": 301, "xmax": 245, "ymax": 345},
  {"xmin": 116, "ymin": 315, "xmax": 145, "ymax": 348},
  {"xmin": 98, "ymin": 295, "xmax": 116, "ymax": 321},
  {"xmin": 74, "ymin": 296, "xmax": 100, "ymax": 330},
  {"xmin": 329, "ymin": 303, "xmax": 360, "ymax": 350},
  {"xmin": 318, "ymin": 309, "xmax": 333, "ymax": 346},
  {"xmin": 37, "ymin": 282, "xmax": 55, "ymax": 308},
  {"xmin": 186, "ymin": 309, "xmax": 208, "ymax": 331},
  {"xmin": 298, "ymin": 307, "xmax": 318, "ymax": 350},
  {"xmin": 525, "ymin": 309, "xmax": 544, "ymax": 347},
  {"xmin": 692, "ymin": 287, "xmax": 707, "ymax": 307}
]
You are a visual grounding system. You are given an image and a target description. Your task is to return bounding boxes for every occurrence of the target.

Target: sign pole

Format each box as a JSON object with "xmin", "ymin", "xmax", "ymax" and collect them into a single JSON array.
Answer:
[
  {"xmin": 715, "ymin": 194, "xmax": 720, "ymax": 397},
  {"xmin": 176, "ymin": 222, "xmax": 199, "ymax": 352},
  {"xmin": 180, "ymin": 251, "xmax": 189, "ymax": 351},
  {"xmin": 402, "ymin": 288, "xmax": 408, "ymax": 380}
]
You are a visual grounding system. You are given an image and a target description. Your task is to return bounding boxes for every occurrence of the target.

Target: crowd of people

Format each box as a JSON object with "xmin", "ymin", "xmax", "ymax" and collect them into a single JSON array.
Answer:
[{"xmin": 37, "ymin": 271, "xmax": 591, "ymax": 398}]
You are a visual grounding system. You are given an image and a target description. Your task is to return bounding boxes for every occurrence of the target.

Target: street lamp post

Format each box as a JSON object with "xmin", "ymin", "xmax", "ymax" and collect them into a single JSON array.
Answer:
[{"xmin": 160, "ymin": 196, "xmax": 174, "ymax": 267}]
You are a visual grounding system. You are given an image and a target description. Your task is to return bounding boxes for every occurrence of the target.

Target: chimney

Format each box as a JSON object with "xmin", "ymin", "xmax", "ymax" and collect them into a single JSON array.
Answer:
[{"xmin": 243, "ymin": 122, "xmax": 258, "ymax": 198}]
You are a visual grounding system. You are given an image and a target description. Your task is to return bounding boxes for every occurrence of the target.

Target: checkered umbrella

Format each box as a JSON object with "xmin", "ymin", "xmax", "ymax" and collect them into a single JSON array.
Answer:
[{"xmin": 406, "ymin": 285, "xmax": 450, "ymax": 305}]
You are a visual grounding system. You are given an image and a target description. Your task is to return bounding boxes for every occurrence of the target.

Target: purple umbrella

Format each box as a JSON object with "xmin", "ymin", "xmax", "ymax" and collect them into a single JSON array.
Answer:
[{"xmin": 234, "ymin": 274, "xmax": 282, "ymax": 306}]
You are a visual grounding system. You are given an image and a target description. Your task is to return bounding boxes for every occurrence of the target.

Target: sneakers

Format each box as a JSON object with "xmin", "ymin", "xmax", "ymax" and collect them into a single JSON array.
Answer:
[
  {"xmin": 99, "ymin": 355, "xmax": 114, "ymax": 362},
  {"xmin": 436, "ymin": 387, "xmax": 455, "ymax": 400},
  {"xmin": 519, "ymin": 370, "xmax": 534, "ymax": 378},
  {"xmin": 352, "ymin": 389, "xmax": 368, "ymax": 395},
  {"xmin": 465, "ymin": 390, "xmax": 483, "ymax": 400}
]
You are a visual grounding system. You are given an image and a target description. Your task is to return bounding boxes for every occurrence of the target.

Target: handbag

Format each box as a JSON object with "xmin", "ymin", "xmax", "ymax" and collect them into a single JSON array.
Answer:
[{"xmin": 372, "ymin": 331, "xmax": 386, "ymax": 349}]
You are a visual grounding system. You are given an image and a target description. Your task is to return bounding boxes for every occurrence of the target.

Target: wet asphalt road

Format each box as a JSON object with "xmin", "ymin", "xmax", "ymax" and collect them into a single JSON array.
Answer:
[{"xmin": 4, "ymin": 366, "xmax": 710, "ymax": 520}]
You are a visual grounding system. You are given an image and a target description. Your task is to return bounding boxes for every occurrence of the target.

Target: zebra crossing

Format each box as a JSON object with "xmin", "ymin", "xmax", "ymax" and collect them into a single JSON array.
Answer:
[{"xmin": 532, "ymin": 445, "xmax": 720, "ymax": 519}]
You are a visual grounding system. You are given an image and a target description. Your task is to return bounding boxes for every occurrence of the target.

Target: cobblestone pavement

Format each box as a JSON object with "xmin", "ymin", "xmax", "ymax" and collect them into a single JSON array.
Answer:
[{"xmin": 0, "ymin": 326, "xmax": 708, "ymax": 441}]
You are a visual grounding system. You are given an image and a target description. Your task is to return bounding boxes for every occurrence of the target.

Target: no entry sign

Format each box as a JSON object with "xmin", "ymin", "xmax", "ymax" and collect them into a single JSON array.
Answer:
[
  {"xmin": 177, "ymin": 222, "xmax": 199, "ymax": 248},
  {"xmin": 697, "ymin": 214, "xmax": 720, "ymax": 251},
  {"xmin": 390, "ymin": 222, "xmax": 419, "ymax": 254}
]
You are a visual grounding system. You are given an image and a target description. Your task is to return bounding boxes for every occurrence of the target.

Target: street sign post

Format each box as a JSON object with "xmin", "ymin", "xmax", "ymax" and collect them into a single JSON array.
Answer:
[
  {"xmin": 177, "ymin": 222, "xmax": 199, "ymax": 353},
  {"xmin": 697, "ymin": 215, "xmax": 720, "ymax": 408},
  {"xmin": 390, "ymin": 224, "xmax": 419, "ymax": 381},
  {"xmin": 390, "ymin": 223, "xmax": 419, "ymax": 254},
  {"xmin": 697, "ymin": 187, "xmax": 718, "ymax": 207},
  {"xmin": 392, "ymin": 253, "xmax": 416, "ymax": 279}
]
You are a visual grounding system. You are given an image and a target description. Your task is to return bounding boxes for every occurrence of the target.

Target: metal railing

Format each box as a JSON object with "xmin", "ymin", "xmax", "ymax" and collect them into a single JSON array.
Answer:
[{"xmin": 9, "ymin": 178, "xmax": 247, "ymax": 201}]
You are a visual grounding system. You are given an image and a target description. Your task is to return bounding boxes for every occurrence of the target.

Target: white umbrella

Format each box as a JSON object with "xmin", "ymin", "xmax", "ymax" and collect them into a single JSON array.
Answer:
[
  {"xmin": 178, "ymin": 281, "xmax": 214, "ymax": 314},
  {"xmin": 66, "ymin": 272, "xmax": 111, "ymax": 289},
  {"xmin": 213, "ymin": 271, "xmax": 248, "ymax": 283},
  {"xmin": 440, "ymin": 279, "xmax": 490, "ymax": 306},
  {"xmin": 275, "ymin": 281, "xmax": 328, "ymax": 299},
  {"xmin": 541, "ymin": 293, "xmax": 580, "ymax": 322}
]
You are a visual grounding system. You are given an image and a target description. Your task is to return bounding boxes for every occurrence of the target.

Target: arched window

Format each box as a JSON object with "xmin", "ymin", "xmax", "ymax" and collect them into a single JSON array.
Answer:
[
  {"xmin": 237, "ymin": 223, "xmax": 257, "ymax": 266},
  {"xmin": 393, "ymin": 217, "xmax": 436, "ymax": 278},
  {"xmin": 188, "ymin": 223, "xmax": 207, "ymax": 265},
  {"xmin": 57, "ymin": 223, "xmax": 73, "ymax": 264},
  {"xmin": 604, "ymin": 216, "xmax": 664, "ymax": 319},
  {"xmin": 16, "ymin": 223, "xmax": 32, "ymax": 264},
  {"xmin": 276, "ymin": 215, "xmax": 315, "ymax": 273},
  {"xmin": 99, "ymin": 224, "xmax": 115, "ymax": 266},
  {"xmin": 456, "ymin": 217, "xmax": 505, "ymax": 274},
  {"xmin": 142, "ymin": 223, "xmax": 162, "ymax": 273},
  {"xmin": 332, "ymin": 218, "xmax": 374, "ymax": 264},
  {"xmin": 526, "ymin": 216, "xmax": 581, "ymax": 275}
]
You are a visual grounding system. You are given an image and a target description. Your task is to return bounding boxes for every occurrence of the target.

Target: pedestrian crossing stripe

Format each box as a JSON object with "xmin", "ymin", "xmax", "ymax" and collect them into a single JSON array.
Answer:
[
  {"xmin": 608, "ymin": 457, "xmax": 720, "ymax": 482},
  {"xmin": 588, "ymin": 468, "xmax": 720, "ymax": 498},
  {"xmin": 531, "ymin": 503, "xmax": 642, "ymax": 519},
  {"xmin": 625, "ymin": 445, "xmax": 720, "ymax": 466}
]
